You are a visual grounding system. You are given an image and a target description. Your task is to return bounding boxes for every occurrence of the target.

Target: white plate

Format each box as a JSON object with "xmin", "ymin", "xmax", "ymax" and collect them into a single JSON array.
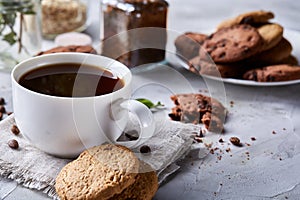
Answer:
[{"xmin": 171, "ymin": 29, "xmax": 300, "ymax": 86}]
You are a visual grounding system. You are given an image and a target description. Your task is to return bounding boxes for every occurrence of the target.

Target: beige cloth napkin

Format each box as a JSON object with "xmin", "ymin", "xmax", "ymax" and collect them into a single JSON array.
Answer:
[{"xmin": 0, "ymin": 114, "xmax": 199, "ymax": 199}]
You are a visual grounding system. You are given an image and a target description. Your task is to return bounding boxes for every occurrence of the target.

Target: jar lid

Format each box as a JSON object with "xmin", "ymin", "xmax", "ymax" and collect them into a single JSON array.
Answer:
[
  {"xmin": 54, "ymin": 32, "xmax": 92, "ymax": 46},
  {"xmin": 102, "ymin": 0, "xmax": 168, "ymax": 12}
]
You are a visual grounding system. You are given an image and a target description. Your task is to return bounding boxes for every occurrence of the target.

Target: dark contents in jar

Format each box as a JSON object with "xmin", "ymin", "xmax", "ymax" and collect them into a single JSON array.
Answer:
[{"xmin": 101, "ymin": 0, "xmax": 168, "ymax": 68}]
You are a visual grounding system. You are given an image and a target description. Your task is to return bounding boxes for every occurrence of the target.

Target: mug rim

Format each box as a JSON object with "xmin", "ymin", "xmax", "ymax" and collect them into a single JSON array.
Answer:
[{"xmin": 11, "ymin": 52, "xmax": 132, "ymax": 100}]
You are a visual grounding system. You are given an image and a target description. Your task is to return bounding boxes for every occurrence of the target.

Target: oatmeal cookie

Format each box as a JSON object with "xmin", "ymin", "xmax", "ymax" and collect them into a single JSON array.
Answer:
[{"xmin": 216, "ymin": 10, "xmax": 274, "ymax": 30}]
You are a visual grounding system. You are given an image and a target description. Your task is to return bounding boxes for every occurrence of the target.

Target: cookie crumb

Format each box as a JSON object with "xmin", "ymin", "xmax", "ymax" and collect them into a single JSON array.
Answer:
[
  {"xmin": 194, "ymin": 136, "xmax": 203, "ymax": 143},
  {"xmin": 272, "ymin": 130, "xmax": 276, "ymax": 134},
  {"xmin": 218, "ymin": 138, "xmax": 224, "ymax": 143},
  {"xmin": 198, "ymin": 128, "xmax": 205, "ymax": 137},
  {"xmin": 251, "ymin": 137, "xmax": 256, "ymax": 141},
  {"xmin": 204, "ymin": 142, "xmax": 213, "ymax": 148}
]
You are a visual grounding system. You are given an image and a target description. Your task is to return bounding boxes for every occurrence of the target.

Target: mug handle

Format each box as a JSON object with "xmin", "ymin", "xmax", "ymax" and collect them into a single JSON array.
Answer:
[{"xmin": 111, "ymin": 99, "xmax": 155, "ymax": 148}]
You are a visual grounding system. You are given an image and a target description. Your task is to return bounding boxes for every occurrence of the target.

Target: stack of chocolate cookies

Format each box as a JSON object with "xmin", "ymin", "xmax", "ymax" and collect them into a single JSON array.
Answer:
[{"xmin": 175, "ymin": 10, "xmax": 300, "ymax": 82}]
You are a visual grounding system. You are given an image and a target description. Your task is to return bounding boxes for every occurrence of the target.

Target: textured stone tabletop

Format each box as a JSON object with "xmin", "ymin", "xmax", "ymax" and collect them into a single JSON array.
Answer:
[{"xmin": 1, "ymin": 0, "xmax": 300, "ymax": 199}]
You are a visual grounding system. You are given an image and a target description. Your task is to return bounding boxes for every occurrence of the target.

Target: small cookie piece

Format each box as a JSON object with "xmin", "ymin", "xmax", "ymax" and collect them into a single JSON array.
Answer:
[
  {"xmin": 169, "ymin": 93, "xmax": 227, "ymax": 133},
  {"xmin": 201, "ymin": 112, "xmax": 224, "ymax": 133},
  {"xmin": 243, "ymin": 64, "xmax": 300, "ymax": 82},
  {"xmin": 189, "ymin": 56, "xmax": 251, "ymax": 78},
  {"xmin": 250, "ymin": 38, "xmax": 292, "ymax": 65},
  {"xmin": 175, "ymin": 32, "xmax": 208, "ymax": 60},
  {"xmin": 257, "ymin": 23, "xmax": 283, "ymax": 51},
  {"xmin": 200, "ymin": 24, "xmax": 263, "ymax": 63},
  {"xmin": 55, "ymin": 144, "xmax": 139, "ymax": 200},
  {"xmin": 110, "ymin": 161, "xmax": 158, "ymax": 200},
  {"xmin": 36, "ymin": 45, "xmax": 97, "ymax": 56},
  {"xmin": 216, "ymin": 10, "xmax": 274, "ymax": 30}
]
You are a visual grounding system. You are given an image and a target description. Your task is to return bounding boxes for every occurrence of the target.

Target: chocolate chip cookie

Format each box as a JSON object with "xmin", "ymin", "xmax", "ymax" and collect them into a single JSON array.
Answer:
[
  {"xmin": 189, "ymin": 56, "xmax": 250, "ymax": 78},
  {"xmin": 36, "ymin": 45, "xmax": 97, "ymax": 56},
  {"xmin": 200, "ymin": 24, "xmax": 263, "ymax": 63},
  {"xmin": 250, "ymin": 38, "xmax": 292, "ymax": 65},
  {"xmin": 243, "ymin": 64, "xmax": 300, "ymax": 82},
  {"xmin": 169, "ymin": 93, "xmax": 227, "ymax": 133},
  {"xmin": 175, "ymin": 32, "xmax": 207, "ymax": 60}
]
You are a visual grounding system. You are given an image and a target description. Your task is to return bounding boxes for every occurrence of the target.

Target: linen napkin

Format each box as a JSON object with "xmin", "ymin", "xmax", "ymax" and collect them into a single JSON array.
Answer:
[{"xmin": 0, "ymin": 114, "xmax": 200, "ymax": 199}]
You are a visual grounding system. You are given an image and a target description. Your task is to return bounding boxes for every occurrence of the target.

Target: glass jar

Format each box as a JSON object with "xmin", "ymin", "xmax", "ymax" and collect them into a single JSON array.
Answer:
[
  {"xmin": 41, "ymin": 0, "xmax": 90, "ymax": 39},
  {"xmin": 100, "ymin": 0, "xmax": 169, "ymax": 68},
  {"xmin": 0, "ymin": 0, "xmax": 42, "ymax": 72}
]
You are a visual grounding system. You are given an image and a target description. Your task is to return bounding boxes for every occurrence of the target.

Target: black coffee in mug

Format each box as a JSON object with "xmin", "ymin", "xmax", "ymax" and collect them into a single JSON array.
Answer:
[{"xmin": 18, "ymin": 63, "xmax": 124, "ymax": 97}]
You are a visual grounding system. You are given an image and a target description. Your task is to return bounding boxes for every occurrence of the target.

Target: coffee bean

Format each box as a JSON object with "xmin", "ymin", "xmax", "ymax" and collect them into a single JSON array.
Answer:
[
  {"xmin": 8, "ymin": 139, "xmax": 19, "ymax": 149},
  {"xmin": 11, "ymin": 125, "xmax": 20, "ymax": 135},
  {"xmin": 0, "ymin": 97, "xmax": 5, "ymax": 105},
  {"xmin": 0, "ymin": 105, "xmax": 5, "ymax": 113},
  {"xmin": 125, "ymin": 130, "xmax": 139, "ymax": 141},
  {"xmin": 230, "ymin": 137, "xmax": 242, "ymax": 147},
  {"xmin": 140, "ymin": 145, "xmax": 151, "ymax": 154}
]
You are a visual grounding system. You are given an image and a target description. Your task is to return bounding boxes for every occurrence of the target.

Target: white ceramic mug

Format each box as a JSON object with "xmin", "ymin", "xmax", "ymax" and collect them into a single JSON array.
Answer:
[{"xmin": 11, "ymin": 53, "xmax": 155, "ymax": 158}]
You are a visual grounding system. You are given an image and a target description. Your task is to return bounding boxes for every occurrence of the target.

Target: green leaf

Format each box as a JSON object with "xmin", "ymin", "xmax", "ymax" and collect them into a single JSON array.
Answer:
[
  {"xmin": 3, "ymin": 31, "xmax": 17, "ymax": 45},
  {"xmin": 136, "ymin": 98, "xmax": 165, "ymax": 110},
  {"xmin": 136, "ymin": 98, "xmax": 155, "ymax": 109}
]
